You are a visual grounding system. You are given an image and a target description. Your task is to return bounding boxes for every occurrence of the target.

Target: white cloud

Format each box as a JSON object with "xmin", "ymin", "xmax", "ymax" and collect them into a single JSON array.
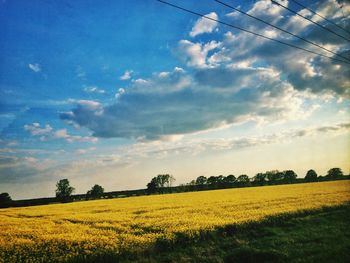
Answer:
[
  {"xmin": 115, "ymin": 88, "xmax": 125, "ymax": 99},
  {"xmin": 24, "ymin": 123, "xmax": 53, "ymax": 136},
  {"xmin": 83, "ymin": 86, "xmax": 105, "ymax": 94},
  {"xmin": 178, "ymin": 40, "xmax": 221, "ymax": 68},
  {"xmin": 24, "ymin": 122, "xmax": 97, "ymax": 143},
  {"xmin": 28, "ymin": 63, "xmax": 41, "ymax": 72},
  {"xmin": 53, "ymin": 129, "xmax": 98, "ymax": 143},
  {"xmin": 133, "ymin": 78, "xmax": 148, "ymax": 85},
  {"xmin": 60, "ymin": 63, "xmax": 320, "ymax": 140},
  {"xmin": 190, "ymin": 12, "xmax": 218, "ymax": 37},
  {"xmin": 59, "ymin": 0, "xmax": 350, "ymax": 141},
  {"xmin": 120, "ymin": 70, "xmax": 133, "ymax": 80}
]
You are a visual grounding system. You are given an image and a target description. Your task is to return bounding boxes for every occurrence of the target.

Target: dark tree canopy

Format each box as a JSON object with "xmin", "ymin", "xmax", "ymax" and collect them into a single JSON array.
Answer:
[
  {"xmin": 237, "ymin": 174, "xmax": 249, "ymax": 183},
  {"xmin": 0, "ymin": 192, "xmax": 12, "ymax": 203},
  {"xmin": 253, "ymin": 173, "xmax": 267, "ymax": 185},
  {"xmin": 326, "ymin": 168, "xmax": 343, "ymax": 179},
  {"xmin": 147, "ymin": 174, "xmax": 176, "ymax": 193},
  {"xmin": 147, "ymin": 178, "xmax": 158, "ymax": 193},
  {"xmin": 87, "ymin": 184, "xmax": 104, "ymax": 198},
  {"xmin": 195, "ymin": 176, "xmax": 207, "ymax": 185},
  {"xmin": 305, "ymin": 169, "xmax": 318, "ymax": 182},
  {"xmin": 266, "ymin": 170, "xmax": 284, "ymax": 183},
  {"xmin": 224, "ymin": 175, "xmax": 236, "ymax": 184},
  {"xmin": 283, "ymin": 170, "xmax": 297, "ymax": 183},
  {"xmin": 207, "ymin": 176, "xmax": 219, "ymax": 185},
  {"xmin": 55, "ymin": 179, "xmax": 75, "ymax": 202}
]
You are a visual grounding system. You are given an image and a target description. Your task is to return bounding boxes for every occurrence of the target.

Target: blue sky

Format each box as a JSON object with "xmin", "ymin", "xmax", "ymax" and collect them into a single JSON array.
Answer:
[{"xmin": 1, "ymin": 0, "xmax": 349, "ymax": 199}]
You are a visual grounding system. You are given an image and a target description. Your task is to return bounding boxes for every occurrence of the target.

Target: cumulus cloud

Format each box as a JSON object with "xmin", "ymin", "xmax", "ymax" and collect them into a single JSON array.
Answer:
[
  {"xmin": 28, "ymin": 63, "xmax": 41, "ymax": 72},
  {"xmin": 24, "ymin": 123, "xmax": 53, "ymax": 136},
  {"xmin": 60, "ymin": 0, "xmax": 349, "ymax": 141},
  {"xmin": 0, "ymin": 155, "xmax": 54, "ymax": 182},
  {"xmin": 177, "ymin": 40, "xmax": 221, "ymax": 68},
  {"xmin": 115, "ymin": 88, "xmax": 125, "ymax": 99},
  {"xmin": 205, "ymin": 0, "xmax": 350, "ymax": 96},
  {"xmin": 60, "ymin": 65, "xmax": 317, "ymax": 140},
  {"xmin": 120, "ymin": 70, "xmax": 133, "ymax": 80},
  {"xmin": 190, "ymin": 12, "xmax": 218, "ymax": 37},
  {"xmin": 24, "ymin": 122, "xmax": 97, "ymax": 143}
]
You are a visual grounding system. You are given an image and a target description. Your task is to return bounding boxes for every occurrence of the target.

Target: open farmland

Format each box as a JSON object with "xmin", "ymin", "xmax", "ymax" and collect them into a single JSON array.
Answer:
[{"xmin": 1, "ymin": 181, "xmax": 350, "ymax": 262}]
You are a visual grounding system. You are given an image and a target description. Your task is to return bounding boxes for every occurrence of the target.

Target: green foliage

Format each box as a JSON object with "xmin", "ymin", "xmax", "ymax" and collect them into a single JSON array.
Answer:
[
  {"xmin": 55, "ymin": 179, "xmax": 75, "ymax": 202},
  {"xmin": 305, "ymin": 169, "xmax": 318, "ymax": 182},
  {"xmin": 283, "ymin": 170, "xmax": 297, "ymax": 183},
  {"xmin": 207, "ymin": 176, "xmax": 218, "ymax": 185},
  {"xmin": 87, "ymin": 184, "xmax": 104, "ymax": 199},
  {"xmin": 195, "ymin": 176, "xmax": 207, "ymax": 185},
  {"xmin": 266, "ymin": 170, "xmax": 284, "ymax": 183},
  {"xmin": 237, "ymin": 174, "xmax": 250, "ymax": 184},
  {"xmin": 253, "ymin": 173, "xmax": 267, "ymax": 185},
  {"xmin": 147, "ymin": 178, "xmax": 158, "ymax": 194},
  {"xmin": 0, "ymin": 192, "xmax": 12, "ymax": 203},
  {"xmin": 224, "ymin": 174, "xmax": 236, "ymax": 184},
  {"xmin": 147, "ymin": 174, "xmax": 175, "ymax": 193},
  {"xmin": 327, "ymin": 168, "xmax": 343, "ymax": 179}
]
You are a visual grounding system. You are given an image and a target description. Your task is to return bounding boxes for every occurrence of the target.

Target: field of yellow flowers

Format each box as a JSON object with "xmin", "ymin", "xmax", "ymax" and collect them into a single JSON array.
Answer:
[{"xmin": 1, "ymin": 180, "xmax": 350, "ymax": 262}]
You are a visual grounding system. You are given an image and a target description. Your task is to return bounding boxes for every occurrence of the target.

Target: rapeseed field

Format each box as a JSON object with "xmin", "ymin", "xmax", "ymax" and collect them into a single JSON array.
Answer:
[{"xmin": 1, "ymin": 181, "xmax": 349, "ymax": 262}]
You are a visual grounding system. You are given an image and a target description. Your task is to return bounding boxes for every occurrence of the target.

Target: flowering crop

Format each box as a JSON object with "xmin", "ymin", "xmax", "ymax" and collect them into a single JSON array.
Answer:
[{"xmin": 0, "ymin": 181, "xmax": 349, "ymax": 262}]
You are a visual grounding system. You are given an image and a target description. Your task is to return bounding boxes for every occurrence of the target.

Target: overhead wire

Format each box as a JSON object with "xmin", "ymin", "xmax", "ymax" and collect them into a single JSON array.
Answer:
[
  {"xmin": 215, "ymin": 0, "xmax": 350, "ymax": 63},
  {"xmin": 270, "ymin": 0, "xmax": 350, "ymax": 42},
  {"xmin": 156, "ymin": 0, "xmax": 350, "ymax": 65},
  {"xmin": 288, "ymin": 0, "xmax": 350, "ymax": 35}
]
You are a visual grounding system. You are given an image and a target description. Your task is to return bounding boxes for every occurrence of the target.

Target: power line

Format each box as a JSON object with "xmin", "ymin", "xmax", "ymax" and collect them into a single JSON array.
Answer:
[
  {"xmin": 289, "ymin": 0, "xmax": 350, "ymax": 35},
  {"xmin": 271, "ymin": 0, "xmax": 350, "ymax": 42},
  {"xmin": 156, "ymin": 0, "xmax": 350, "ymax": 65},
  {"xmin": 338, "ymin": 3, "xmax": 346, "ymax": 22},
  {"xmin": 215, "ymin": 0, "xmax": 350, "ymax": 63}
]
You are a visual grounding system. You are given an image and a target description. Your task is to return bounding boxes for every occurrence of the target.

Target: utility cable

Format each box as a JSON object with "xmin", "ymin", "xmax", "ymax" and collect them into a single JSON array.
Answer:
[
  {"xmin": 156, "ymin": 0, "xmax": 350, "ymax": 65},
  {"xmin": 215, "ymin": 0, "xmax": 350, "ymax": 63},
  {"xmin": 289, "ymin": 0, "xmax": 350, "ymax": 35},
  {"xmin": 271, "ymin": 0, "xmax": 350, "ymax": 42}
]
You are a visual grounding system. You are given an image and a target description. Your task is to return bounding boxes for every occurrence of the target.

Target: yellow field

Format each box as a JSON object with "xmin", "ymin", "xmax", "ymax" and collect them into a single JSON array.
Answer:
[{"xmin": 1, "ymin": 180, "xmax": 350, "ymax": 262}]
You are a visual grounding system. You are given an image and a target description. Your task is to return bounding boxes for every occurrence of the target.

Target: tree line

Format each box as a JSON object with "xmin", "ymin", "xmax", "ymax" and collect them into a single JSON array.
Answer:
[
  {"xmin": 146, "ymin": 168, "xmax": 347, "ymax": 194},
  {"xmin": 0, "ymin": 167, "xmax": 347, "ymax": 208}
]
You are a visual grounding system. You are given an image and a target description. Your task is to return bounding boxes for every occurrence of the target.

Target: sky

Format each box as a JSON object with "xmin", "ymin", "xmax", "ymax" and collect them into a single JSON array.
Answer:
[{"xmin": 0, "ymin": 0, "xmax": 349, "ymax": 199}]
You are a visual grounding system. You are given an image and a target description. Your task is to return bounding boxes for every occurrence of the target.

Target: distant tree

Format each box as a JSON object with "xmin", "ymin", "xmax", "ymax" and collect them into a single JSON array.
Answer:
[
  {"xmin": 147, "ymin": 174, "xmax": 176, "ymax": 193},
  {"xmin": 305, "ymin": 169, "xmax": 318, "ymax": 182},
  {"xmin": 326, "ymin": 168, "xmax": 343, "ymax": 179},
  {"xmin": 55, "ymin": 179, "xmax": 75, "ymax": 202},
  {"xmin": 87, "ymin": 184, "xmax": 104, "ymax": 198},
  {"xmin": 188, "ymin": 180, "xmax": 196, "ymax": 186},
  {"xmin": 224, "ymin": 174, "xmax": 236, "ymax": 184},
  {"xmin": 266, "ymin": 170, "xmax": 284, "ymax": 184},
  {"xmin": 154, "ymin": 174, "xmax": 175, "ymax": 188},
  {"xmin": 217, "ymin": 175, "xmax": 225, "ymax": 183},
  {"xmin": 207, "ymin": 176, "xmax": 219, "ymax": 185},
  {"xmin": 0, "ymin": 192, "xmax": 12, "ymax": 203},
  {"xmin": 167, "ymin": 174, "xmax": 176, "ymax": 187},
  {"xmin": 236, "ymin": 174, "xmax": 250, "ymax": 186},
  {"xmin": 195, "ymin": 176, "xmax": 207, "ymax": 185},
  {"xmin": 253, "ymin": 173, "xmax": 267, "ymax": 186},
  {"xmin": 283, "ymin": 170, "xmax": 297, "ymax": 183},
  {"xmin": 147, "ymin": 178, "xmax": 158, "ymax": 194}
]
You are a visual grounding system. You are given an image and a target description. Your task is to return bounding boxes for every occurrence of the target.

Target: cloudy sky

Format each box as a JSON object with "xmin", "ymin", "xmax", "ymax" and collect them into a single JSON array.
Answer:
[{"xmin": 1, "ymin": 0, "xmax": 349, "ymax": 199}]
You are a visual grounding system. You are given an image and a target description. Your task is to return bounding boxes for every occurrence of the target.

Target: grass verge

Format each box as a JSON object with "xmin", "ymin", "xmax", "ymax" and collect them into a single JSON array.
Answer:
[{"xmin": 69, "ymin": 204, "xmax": 350, "ymax": 263}]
